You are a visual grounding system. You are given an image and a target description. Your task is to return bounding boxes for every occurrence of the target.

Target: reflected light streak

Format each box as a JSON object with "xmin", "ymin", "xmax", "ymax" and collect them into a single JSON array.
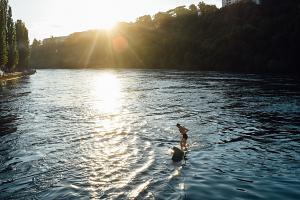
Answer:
[
  {"xmin": 93, "ymin": 72, "xmax": 122, "ymax": 114},
  {"xmin": 84, "ymin": 32, "xmax": 99, "ymax": 67}
]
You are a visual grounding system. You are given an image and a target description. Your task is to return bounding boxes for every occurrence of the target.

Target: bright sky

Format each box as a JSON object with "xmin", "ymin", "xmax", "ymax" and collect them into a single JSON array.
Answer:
[{"xmin": 9, "ymin": 0, "xmax": 221, "ymax": 42}]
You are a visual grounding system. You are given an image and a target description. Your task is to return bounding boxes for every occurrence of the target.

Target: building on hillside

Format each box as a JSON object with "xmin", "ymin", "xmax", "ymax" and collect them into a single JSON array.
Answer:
[
  {"xmin": 222, "ymin": 0, "xmax": 260, "ymax": 7},
  {"xmin": 43, "ymin": 36, "xmax": 67, "ymax": 45}
]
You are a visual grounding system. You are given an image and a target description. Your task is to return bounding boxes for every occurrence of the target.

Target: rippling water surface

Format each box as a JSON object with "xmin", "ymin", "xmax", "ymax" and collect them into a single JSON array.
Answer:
[{"xmin": 0, "ymin": 69, "xmax": 299, "ymax": 199}]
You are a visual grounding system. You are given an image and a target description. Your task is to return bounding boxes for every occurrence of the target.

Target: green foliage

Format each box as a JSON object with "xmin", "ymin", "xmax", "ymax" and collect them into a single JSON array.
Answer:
[
  {"xmin": 198, "ymin": 1, "xmax": 218, "ymax": 15},
  {"xmin": 16, "ymin": 20, "xmax": 30, "ymax": 70},
  {"xmin": 0, "ymin": 1, "xmax": 28, "ymax": 72},
  {"xmin": 7, "ymin": 6, "xmax": 18, "ymax": 71},
  {"xmin": 189, "ymin": 4, "xmax": 198, "ymax": 16},
  {"xmin": 168, "ymin": 6, "xmax": 190, "ymax": 17},
  {"xmin": 0, "ymin": 0, "xmax": 8, "ymax": 70},
  {"xmin": 30, "ymin": 0, "xmax": 300, "ymax": 73},
  {"xmin": 136, "ymin": 15, "xmax": 154, "ymax": 28},
  {"xmin": 153, "ymin": 12, "xmax": 172, "ymax": 29}
]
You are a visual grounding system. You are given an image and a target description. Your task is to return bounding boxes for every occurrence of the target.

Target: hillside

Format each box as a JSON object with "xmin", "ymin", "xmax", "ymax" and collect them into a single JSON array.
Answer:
[{"xmin": 30, "ymin": 0, "xmax": 300, "ymax": 73}]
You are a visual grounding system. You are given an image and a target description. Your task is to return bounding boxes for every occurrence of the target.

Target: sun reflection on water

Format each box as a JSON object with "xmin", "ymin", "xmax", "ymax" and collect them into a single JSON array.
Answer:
[
  {"xmin": 92, "ymin": 72, "xmax": 122, "ymax": 114},
  {"xmin": 86, "ymin": 72, "xmax": 126, "ymax": 198},
  {"xmin": 86, "ymin": 71, "xmax": 150, "ymax": 198}
]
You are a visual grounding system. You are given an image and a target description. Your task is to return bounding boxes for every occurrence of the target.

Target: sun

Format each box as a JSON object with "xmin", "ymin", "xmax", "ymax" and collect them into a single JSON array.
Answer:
[{"xmin": 99, "ymin": 20, "xmax": 117, "ymax": 30}]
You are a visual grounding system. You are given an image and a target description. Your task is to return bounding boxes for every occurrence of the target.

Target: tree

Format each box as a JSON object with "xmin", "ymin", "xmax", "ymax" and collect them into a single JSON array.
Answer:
[
  {"xmin": 7, "ymin": 6, "xmax": 18, "ymax": 71},
  {"xmin": 31, "ymin": 39, "xmax": 41, "ymax": 50},
  {"xmin": 136, "ymin": 15, "xmax": 154, "ymax": 28},
  {"xmin": 29, "ymin": 38, "xmax": 41, "ymax": 67},
  {"xmin": 153, "ymin": 12, "xmax": 172, "ymax": 28},
  {"xmin": 0, "ymin": 0, "xmax": 8, "ymax": 71},
  {"xmin": 16, "ymin": 20, "xmax": 30, "ymax": 70},
  {"xmin": 198, "ymin": 1, "xmax": 218, "ymax": 15},
  {"xmin": 189, "ymin": 4, "xmax": 198, "ymax": 16},
  {"xmin": 168, "ymin": 6, "xmax": 190, "ymax": 17},
  {"xmin": 28, "ymin": 0, "xmax": 300, "ymax": 73}
]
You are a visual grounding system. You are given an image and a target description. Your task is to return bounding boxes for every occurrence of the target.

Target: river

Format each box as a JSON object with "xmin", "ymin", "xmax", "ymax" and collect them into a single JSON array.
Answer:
[{"xmin": 0, "ymin": 69, "xmax": 299, "ymax": 199}]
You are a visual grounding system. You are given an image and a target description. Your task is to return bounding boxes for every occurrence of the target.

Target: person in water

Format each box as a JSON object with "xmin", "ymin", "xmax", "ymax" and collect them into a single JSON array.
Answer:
[{"xmin": 176, "ymin": 123, "xmax": 189, "ymax": 150}]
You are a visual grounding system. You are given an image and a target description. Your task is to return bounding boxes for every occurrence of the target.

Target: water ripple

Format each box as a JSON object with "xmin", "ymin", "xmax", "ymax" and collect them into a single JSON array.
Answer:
[{"xmin": 0, "ymin": 70, "xmax": 299, "ymax": 199}]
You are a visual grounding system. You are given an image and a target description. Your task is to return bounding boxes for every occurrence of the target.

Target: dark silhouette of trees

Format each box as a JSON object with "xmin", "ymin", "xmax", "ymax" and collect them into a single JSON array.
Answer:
[
  {"xmin": 198, "ymin": 1, "xmax": 218, "ymax": 15},
  {"xmin": 16, "ymin": 20, "xmax": 30, "ymax": 70},
  {"xmin": 189, "ymin": 4, "xmax": 198, "ymax": 16},
  {"xmin": 136, "ymin": 15, "xmax": 155, "ymax": 28},
  {"xmin": 30, "ymin": 0, "xmax": 300, "ymax": 74}
]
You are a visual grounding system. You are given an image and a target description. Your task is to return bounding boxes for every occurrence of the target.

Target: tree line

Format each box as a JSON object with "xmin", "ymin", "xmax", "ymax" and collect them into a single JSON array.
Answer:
[
  {"xmin": 0, "ymin": 0, "xmax": 30, "ymax": 73},
  {"xmin": 30, "ymin": 0, "xmax": 300, "ymax": 73}
]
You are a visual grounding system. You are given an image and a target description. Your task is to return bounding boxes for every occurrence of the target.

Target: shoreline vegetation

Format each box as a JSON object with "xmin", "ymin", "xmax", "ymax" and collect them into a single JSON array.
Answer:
[
  {"xmin": 1, "ymin": 0, "xmax": 299, "ymax": 76},
  {"xmin": 0, "ymin": 0, "xmax": 32, "ymax": 79},
  {"xmin": 30, "ymin": 0, "xmax": 299, "ymax": 74},
  {"xmin": 0, "ymin": 69, "xmax": 36, "ymax": 82}
]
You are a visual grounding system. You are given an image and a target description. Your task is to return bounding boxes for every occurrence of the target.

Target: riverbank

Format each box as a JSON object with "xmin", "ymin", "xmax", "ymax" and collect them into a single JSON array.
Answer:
[{"xmin": 0, "ymin": 69, "xmax": 36, "ymax": 82}]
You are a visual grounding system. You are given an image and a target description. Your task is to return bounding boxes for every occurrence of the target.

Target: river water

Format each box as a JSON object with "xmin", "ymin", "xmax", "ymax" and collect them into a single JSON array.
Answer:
[{"xmin": 0, "ymin": 69, "xmax": 299, "ymax": 200}]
